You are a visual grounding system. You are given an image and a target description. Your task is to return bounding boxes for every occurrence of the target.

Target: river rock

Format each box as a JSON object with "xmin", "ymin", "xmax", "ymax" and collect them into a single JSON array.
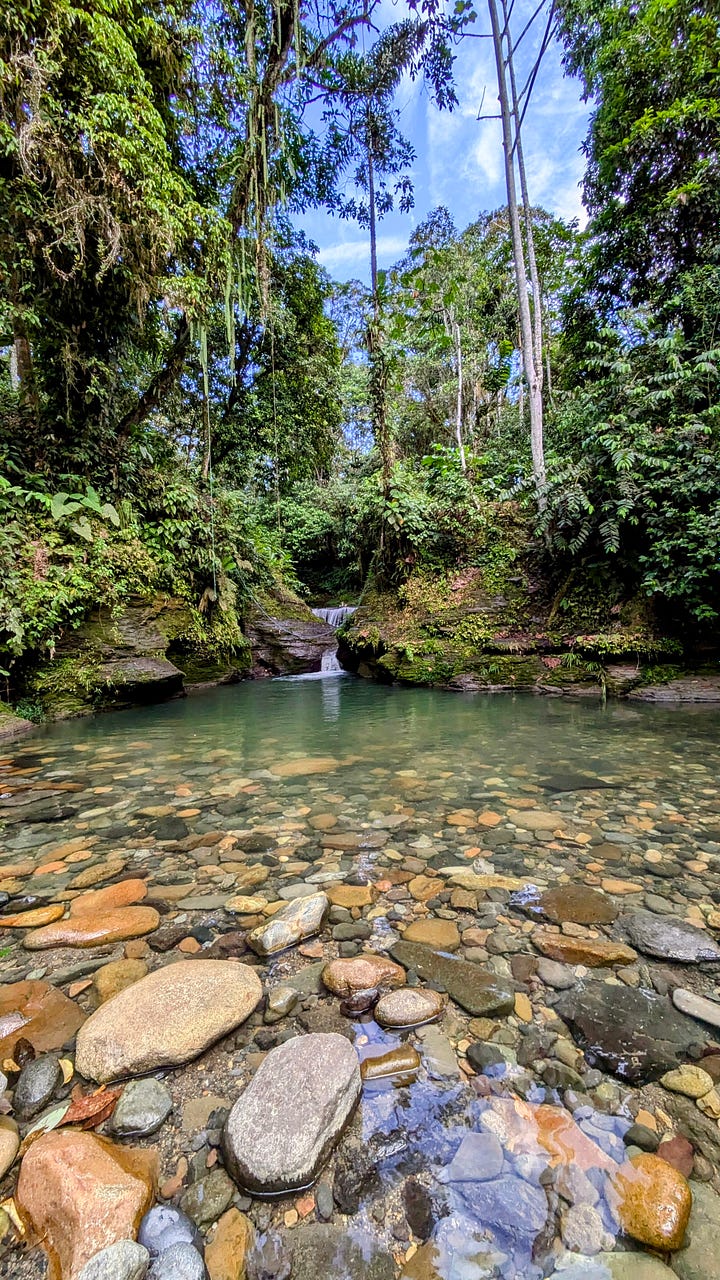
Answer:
[
  {"xmin": 24, "ymin": 906, "xmax": 161, "ymax": 950},
  {"xmin": 375, "ymin": 987, "xmax": 444, "ymax": 1027},
  {"xmin": 455, "ymin": 1173, "xmax": 548, "ymax": 1240},
  {"xmin": 402, "ymin": 919, "xmax": 461, "ymax": 951},
  {"xmin": 609, "ymin": 1152, "xmax": 691, "ymax": 1250},
  {"xmin": 223, "ymin": 1033, "xmax": 361, "ymax": 1192},
  {"xmin": 555, "ymin": 981, "xmax": 704, "ymax": 1082},
  {"xmin": 247, "ymin": 893, "xmax": 328, "ymax": 955},
  {"xmin": 532, "ymin": 930, "xmax": 636, "ymax": 967},
  {"xmin": 322, "ymin": 954, "xmax": 405, "ymax": 996},
  {"xmin": 147, "ymin": 1243, "xmax": 207, "ymax": 1280},
  {"xmin": 660, "ymin": 1064, "xmax": 714, "ymax": 1098},
  {"xmin": 78, "ymin": 1240, "xmax": 150, "ymax": 1280},
  {"xmin": 672, "ymin": 987, "xmax": 720, "ymax": 1029},
  {"xmin": 441, "ymin": 1131, "xmax": 504, "ymax": 1183},
  {"xmin": 326, "ymin": 884, "xmax": 372, "ymax": 908},
  {"xmin": 70, "ymin": 880, "xmax": 148, "ymax": 915},
  {"xmin": 16, "ymin": 1130, "xmax": 157, "ymax": 1280},
  {"xmin": 111, "ymin": 1078, "xmax": 173, "ymax": 1137},
  {"xmin": 390, "ymin": 941, "xmax": 515, "ymax": 1016},
  {"xmin": 204, "ymin": 1208, "xmax": 254, "ymax": 1280},
  {"xmin": 619, "ymin": 911, "xmax": 720, "ymax": 963},
  {"xmin": 537, "ymin": 957, "xmax": 576, "ymax": 989},
  {"xmin": 0, "ymin": 904, "xmax": 65, "ymax": 928},
  {"xmin": 287, "ymin": 1222, "xmax": 395, "ymax": 1280},
  {"xmin": 513, "ymin": 884, "xmax": 617, "ymax": 925},
  {"xmin": 76, "ymin": 960, "xmax": 262, "ymax": 1082},
  {"xmin": 180, "ymin": 1170, "xmax": 234, "ymax": 1229},
  {"xmin": 13, "ymin": 1053, "xmax": 62, "ymax": 1118},
  {"xmin": 92, "ymin": 958, "xmax": 149, "ymax": 1005},
  {"xmin": 479, "ymin": 1097, "xmax": 614, "ymax": 1173},
  {"xmin": 264, "ymin": 985, "xmax": 299, "ymax": 1022},
  {"xmin": 360, "ymin": 1045, "xmax": 421, "ymax": 1081},
  {"xmin": 672, "ymin": 1181, "xmax": 720, "ymax": 1280},
  {"xmin": 0, "ymin": 1116, "xmax": 19, "ymax": 1180},
  {"xmin": 138, "ymin": 1205, "xmax": 202, "ymax": 1257},
  {"xmin": 0, "ymin": 978, "xmax": 85, "ymax": 1058}
]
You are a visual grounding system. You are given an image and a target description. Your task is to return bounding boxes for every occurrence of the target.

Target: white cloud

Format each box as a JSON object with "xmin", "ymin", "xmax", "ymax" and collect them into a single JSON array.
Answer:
[{"xmin": 318, "ymin": 234, "xmax": 411, "ymax": 272}]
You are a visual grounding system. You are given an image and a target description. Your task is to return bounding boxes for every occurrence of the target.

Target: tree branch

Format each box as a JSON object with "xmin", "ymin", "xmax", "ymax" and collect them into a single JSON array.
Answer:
[{"xmin": 115, "ymin": 317, "xmax": 190, "ymax": 439}]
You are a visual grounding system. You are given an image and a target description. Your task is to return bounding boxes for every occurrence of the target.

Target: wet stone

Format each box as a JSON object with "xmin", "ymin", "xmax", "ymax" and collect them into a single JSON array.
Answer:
[
  {"xmin": 375, "ymin": 987, "xmax": 444, "ymax": 1027},
  {"xmin": 555, "ymin": 981, "xmax": 706, "ymax": 1083},
  {"xmin": 673, "ymin": 987, "xmax": 720, "ymax": 1029},
  {"xmin": 619, "ymin": 910, "xmax": 720, "ymax": 963},
  {"xmin": 288, "ymin": 1222, "xmax": 395, "ymax": 1280},
  {"xmin": 13, "ymin": 1052, "xmax": 62, "ymax": 1118},
  {"xmin": 77, "ymin": 1241, "xmax": 150, "ymax": 1280},
  {"xmin": 147, "ymin": 1242, "xmax": 207, "ymax": 1280},
  {"xmin": 247, "ymin": 892, "xmax": 328, "ymax": 955},
  {"xmin": 610, "ymin": 1152, "xmax": 691, "ymax": 1250},
  {"xmin": 440, "ymin": 1131, "xmax": 504, "ymax": 1183},
  {"xmin": 391, "ymin": 941, "xmax": 515, "ymax": 1016}
]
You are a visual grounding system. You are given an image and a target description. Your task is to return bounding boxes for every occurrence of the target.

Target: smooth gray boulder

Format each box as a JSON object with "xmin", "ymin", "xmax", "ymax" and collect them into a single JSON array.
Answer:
[
  {"xmin": 223, "ymin": 1032, "xmax": 361, "ymax": 1192},
  {"xmin": 618, "ymin": 911, "xmax": 720, "ymax": 963},
  {"xmin": 78, "ymin": 1240, "xmax": 150, "ymax": 1280}
]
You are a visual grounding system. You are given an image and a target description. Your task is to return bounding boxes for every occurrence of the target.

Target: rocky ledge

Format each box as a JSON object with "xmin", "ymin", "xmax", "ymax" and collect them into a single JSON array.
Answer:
[{"xmin": 338, "ymin": 566, "xmax": 719, "ymax": 700}]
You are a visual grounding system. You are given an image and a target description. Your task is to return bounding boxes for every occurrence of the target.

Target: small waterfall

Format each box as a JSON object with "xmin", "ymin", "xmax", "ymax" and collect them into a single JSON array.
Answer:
[
  {"xmin": 313, "ymin": 605, "xmax": 356, "ymax": 676},
  {"xmin": 312, "ymin": 605, "xmax": 357, "ymax": 629}
]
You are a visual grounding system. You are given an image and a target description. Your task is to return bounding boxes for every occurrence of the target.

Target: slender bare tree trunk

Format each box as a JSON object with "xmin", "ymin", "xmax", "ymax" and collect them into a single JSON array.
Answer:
[
  {"xmin": 453, "ymin": 319, "xmax": 466, "ymax": 471},
  {"xmin": 488, "ymin": 0, "xmax": 545, "ymax": 503},
  {"xmin": 503, "ymin": 0, "xmax": 544, "ymax": 397}
]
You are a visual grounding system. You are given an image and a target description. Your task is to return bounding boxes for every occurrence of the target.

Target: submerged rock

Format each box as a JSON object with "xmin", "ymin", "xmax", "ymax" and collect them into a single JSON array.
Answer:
[
  {"xmin": 375, "ymin": 987, "xmax": 444, "ymax": 1028},
  {"xmin": 16, "ymin": 1130, "xmax": 157, "ymax": 1280},
  {"xmin": 360, "ymin": 1044, "xmax": 421, "ymax": 1081},
  {"xmin": 76, "ymin": 960, "xmax": 262, "ymax": 1082},
  {"xmin": 147, "ymin": 1242, "xmax": 207, "ymax": 1280},
  {"xmin": 390, "ymin": 941, "xmax": 515, "ymax": 1016},
  {"xmin": 286, "ymin": 1222, "xmax": 394, "ymax": 1280},
  {"xmin": 609, "ymin": 1152, "xmax": 691, "ymax": 1250},
  {"xmin": 322, "ymin": 954, "xmax": 406, "ymax": 996},
  {"xmin": 618, "ymin": 911, "xmax": 720, "ymax": 963},
  {"xmin": 223, "ymin": 1033, "xmax": 361, "ymax": 1193},
  {"xmin": 513, "ymin": 884, "xmax": 617, "ymax": 925},
  {"xmin": 531, "ymin": 930, "xmax": 636, "ymax": 967},
  {"xmin": 247, "ymin": 893, "xmax": 328, "ymax": 956},
  {"xmin": 440, "ymin": 1131, "xmax": 504, "ymax": 1183},
  {"xmin": 556, "ymin": 981, "xmax": 706, "ymax": 1083},
  {"xmin": 0, "ymin": 978, "xmax": 85, "ymax": 1059},
  {"xmin": 673, "ymin": 988, "xmax": 720, "ymax": 1030},
  {"xmin": 138, "ymin": 1205, "xmax": 202, "ymax": 1258},
  {"xmin": 23, "ymin": 906, "xmax": 161, "ymax": 950}
]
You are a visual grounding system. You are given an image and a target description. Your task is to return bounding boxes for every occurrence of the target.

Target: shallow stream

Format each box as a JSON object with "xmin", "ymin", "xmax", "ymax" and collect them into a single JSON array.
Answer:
[{"xmin": 3, "ymin": 675, "xmax": 720, "ymax": 1278}]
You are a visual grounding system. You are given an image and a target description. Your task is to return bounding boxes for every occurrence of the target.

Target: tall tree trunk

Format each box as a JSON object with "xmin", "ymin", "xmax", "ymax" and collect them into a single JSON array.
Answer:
[
  {"xmin": 453, "ymin": 318, "xmax": 466, "ymax": 470},
  {"xmin": 503, "ymin": 0, "xmax": 544, "ymax": 405},
  {"xmin": 488, "ymin": 0, "xmax": 545, "ymax": 503}
]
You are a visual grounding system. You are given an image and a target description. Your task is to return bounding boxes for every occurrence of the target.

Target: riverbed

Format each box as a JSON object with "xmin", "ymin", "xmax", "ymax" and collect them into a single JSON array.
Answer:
[{"xmin": 2, "ymin": 675, "xmax": 720, "ymax": 1278}]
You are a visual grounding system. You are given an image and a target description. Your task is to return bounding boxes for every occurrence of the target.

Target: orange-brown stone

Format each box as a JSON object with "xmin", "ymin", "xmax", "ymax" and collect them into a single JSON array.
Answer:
[
  {"xmin": 326, "ymin": 884, "xmax": 373, "ymax": 909},
  {"xmin": 322, "ymin": 954, "xmax": 406, "ymax": 996},
  {"xmin": 69, "ymin": 879, "xmax": 148, "ymax": 916},
  {"xmin": 610, "ymin": 1152, "xmax": 691, "ymax": 1250},
  {"xmin": 482, "ymin": 1097, "xmax": 615, "ymax": 1173},
  {"xmin": 408, "ymin": 875, "xmax": 444, "ymax": 902},
  {"xmin": 205, "ymin": 1207, "xmax": 255, "ymax": 1280},
  {"xmin": 0, "ymin": 904, "xmax": 65, "ymax": 928},
  {"xmin": 0, "ymin": 979, "xmax": 85, "ymax": 1059},
  {"xmin": 531, "ymin": 930, "xmax": 637, "ymax": 967},
  {"xmin": 23, "ymin": 906, "xmax": 160, "ymax": 950},
  {"xmin": 16, "ymin": 1129, "xmax": 157, "ymax": 1280}
]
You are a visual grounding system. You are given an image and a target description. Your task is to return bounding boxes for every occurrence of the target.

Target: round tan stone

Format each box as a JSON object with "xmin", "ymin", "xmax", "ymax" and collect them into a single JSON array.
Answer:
[
  {"xmin": 375, "ymin": 987, "xmax": 444, "ymax": 1028},
  {"xmin": 402, "ymin": 919, "xmax": 461, "ymax": 952},
  {"xmin": 16, "ymin": 1130, "xmax": 156, "ymax": 1280},
  {"xmin": 0, "ymin": 904, "xmax": 65, "ymax": 928},
  {"xmin": 322, "ymin": 955, "xmax": 406, "ymax": 996},
  {"xmin": 660, "ymin": 1064, "xmax": 714, "ymax": 1099},
  {"xmin": 610, "ymin": 1153, "xmax": 691, "ymax": 1250},
  {"xmin": 91, "ymin": 958, "xmax": 148, "ymax": 1006},
  {"xmin": 23, "ymin": 906, "xmax": 160, "ymax": 950},
  {"xmin": 69, "ymin": 879, "xmax": 148, "ymax": 916},
  {"xmin": 326, "ymin": 884, "xmax": 372, "ymax": 909},
  {"xmin": 75, "ymin": 959, "xmax": 263, "ymax": 1082},
  {"xmin": 408, "ymin": 875, "xmax": 444, "ymax": 902}
]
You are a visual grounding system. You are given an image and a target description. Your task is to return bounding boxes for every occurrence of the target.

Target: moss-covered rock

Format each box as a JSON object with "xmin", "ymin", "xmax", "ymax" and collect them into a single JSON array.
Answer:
[
  {"xmin": 339, "ymin": 557, "xmax": 712, "ymax": 700},
  {"xmin": 0, "ymin": 702, "xmax": 34, "ymax": 742},
  {"xmin": 243, "ymin": 582, "xmax": 334, "ymax": 675}
]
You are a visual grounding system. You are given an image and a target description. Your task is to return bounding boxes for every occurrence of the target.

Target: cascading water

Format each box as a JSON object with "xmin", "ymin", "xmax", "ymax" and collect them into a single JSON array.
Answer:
[{"xmin": 312, "ymin": 605, "xmax": 356, "ymax": 674}]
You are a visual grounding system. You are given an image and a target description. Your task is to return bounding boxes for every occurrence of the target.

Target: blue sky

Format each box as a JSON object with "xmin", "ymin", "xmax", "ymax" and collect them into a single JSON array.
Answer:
[{"xmin": 297, "ymin": 0, "xmax": 590, "ymax": 283}]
